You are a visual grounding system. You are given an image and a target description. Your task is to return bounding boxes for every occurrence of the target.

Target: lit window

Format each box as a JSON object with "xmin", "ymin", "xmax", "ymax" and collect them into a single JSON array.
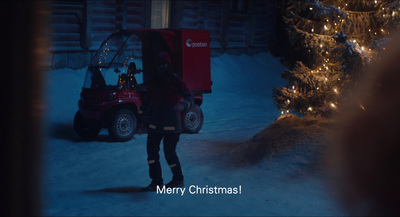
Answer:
[{"xmin": 151, "ymin": 0, "xmax": 170, "ymax": 29}]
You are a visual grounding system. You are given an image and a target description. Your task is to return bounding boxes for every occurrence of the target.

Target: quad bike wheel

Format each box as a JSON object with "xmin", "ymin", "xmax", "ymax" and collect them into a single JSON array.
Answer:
[
  {"xmin": 182, "ymin": 104, "xmax": 203, "ymax": 133},
  {"xmin": 108, "ymin": 108, "xmax": 137, "ymax": 141},
  {"xmin": 74, "ymin": 111, "xmax": 101, "ymax": 139}
]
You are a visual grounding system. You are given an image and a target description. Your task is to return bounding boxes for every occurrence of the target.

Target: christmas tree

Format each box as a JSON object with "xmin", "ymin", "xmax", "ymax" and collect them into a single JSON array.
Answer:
[{"xmin": 273, "ymin": 0, "xmax": 400, "ymax": 116}]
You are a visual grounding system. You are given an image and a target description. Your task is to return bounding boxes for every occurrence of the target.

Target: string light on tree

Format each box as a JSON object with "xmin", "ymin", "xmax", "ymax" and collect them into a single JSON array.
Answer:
[{"xmin": 273, "ymin": 0, "xmax": 399, "ymax": 116}]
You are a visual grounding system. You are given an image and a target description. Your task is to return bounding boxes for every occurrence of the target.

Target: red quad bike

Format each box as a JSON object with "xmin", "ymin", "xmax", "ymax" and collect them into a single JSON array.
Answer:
[{"xmin": 74, "ymin": 29, "xmax": 212, "ymax": 141}]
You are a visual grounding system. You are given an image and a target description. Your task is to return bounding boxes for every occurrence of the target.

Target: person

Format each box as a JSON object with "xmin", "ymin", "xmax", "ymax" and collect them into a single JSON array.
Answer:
[
  {"xmin": 141, "ymin": 51, "xmax": 193, "ymax": 191},
  {"xmin": 326, "ymin": 35, "xmax": 400, "ymax": 216}
]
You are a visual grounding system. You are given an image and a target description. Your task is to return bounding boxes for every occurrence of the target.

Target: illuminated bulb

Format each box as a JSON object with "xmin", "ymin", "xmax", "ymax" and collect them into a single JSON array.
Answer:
[
  {"xmin": 375, "ymin": 0, "xmax": 377, "ymax": 3},
  {"xmin": 325, "ymin": 77, "xmax": 328, "ymax": 81},
  {"xmin": 307, "ymin": 107, "xmax": 313, "ymax": 112},
  {"xmin": 292, "ymin": 86, "xmax": 295, "ymax": 89},
  {"xmin": 311, "ymin": 28, "xmax": 314, "ymax": 32},
  {"xmin": 320, "ymin": 44, "xmax": 323, "ymax": 48},
  {"xmin": 281, "ymin": 111, "xmax": 284, "ymax": 115},
  {"xmin": 326, "ymin": 66, "xmax": 329, "ymax": 70},
  {"xmin": 381, "ymin": 28, "xmax": 384, "ymax": 32},
  {"xmin": 326, "ymin": 19, "xmax": 329, "ymax": 22},
  {"xmin": 360, "ymin": 104, "xmax": 366, "ymax": 111},
  {"xmin": 324, "ymin": 25, "xmax": 328, "ymax": 30},
  {"xmin": 330, "ymin": 103, "xmax": 336, "ymax": 108},
  {"xmin": 353, "ymin": 40, "xmax": 356, "ymax": 43},
  {"xmin": 317, "ymin": 87, "xmax": 320, "ymax": 90},
  {"xmin": 294, "ymin": 90, "xmax": 296, "ymax": 93},
  {"xmin": 361, "ymin": 46, "xmax": 365, "ymax": 51},
  {"xmin": 345, "ymin": 3, "xmax": 348, "ymax": 6},
  {"xmin": 309, "ymin": 7, "xmax": 313, "ymax": 10},
  {"xmin": 334, "ymin": 88, "xmax": 338, "ymax": 93},
  {"xmin": 286, "ymin": 110, "xmax": 289, "ymax": 113}
]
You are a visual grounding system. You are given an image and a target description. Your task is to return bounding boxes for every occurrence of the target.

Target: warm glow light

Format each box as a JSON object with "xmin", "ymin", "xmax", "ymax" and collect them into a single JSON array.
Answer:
[
  {"xmin": 361, "ymin": 46, "xmax": 365, "ymax": 51},
  {"xmin": 330, "ymin": 103, "xmax": 336, "ymax": 108},
  {"xmin": 309, "ymin": 7, "xmax": 313, "ymax": 10},
  {"xmin": 324, "ymin": 25, "xmax": 328, "ymax": 30},
  {"xmin": 307, "ymin": 107, "xmax": 313, "ymax": 112}
]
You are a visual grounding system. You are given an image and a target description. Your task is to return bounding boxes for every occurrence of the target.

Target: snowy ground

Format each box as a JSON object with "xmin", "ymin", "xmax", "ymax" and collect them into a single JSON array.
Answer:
[{"xmin": 43, "ymin": 52, "xmax": 346, "ymax": 216}]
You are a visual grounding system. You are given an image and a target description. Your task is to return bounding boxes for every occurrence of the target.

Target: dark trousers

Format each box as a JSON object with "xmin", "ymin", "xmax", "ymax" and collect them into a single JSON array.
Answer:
[{"xmin": 147, "ymin": 132, "xmax": 183, "ymax": 182}]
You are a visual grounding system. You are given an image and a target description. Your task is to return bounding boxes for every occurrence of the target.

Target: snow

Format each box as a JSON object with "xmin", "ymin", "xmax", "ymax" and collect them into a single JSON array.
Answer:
[{"xmin": 43, "ymin": 52, "xmax": 346, "ymax": 216}]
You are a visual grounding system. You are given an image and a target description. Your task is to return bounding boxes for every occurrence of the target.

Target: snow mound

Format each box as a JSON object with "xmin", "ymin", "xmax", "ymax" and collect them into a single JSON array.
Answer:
[{"xmin": 221, "ymin": 114, "xmax": 336, "ymax": 169}]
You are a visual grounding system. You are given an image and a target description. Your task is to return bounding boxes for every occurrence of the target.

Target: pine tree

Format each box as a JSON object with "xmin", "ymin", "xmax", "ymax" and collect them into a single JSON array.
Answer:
[{"xmin": 273, "ymin": 0, "xmax": 400, "ymax": 116}]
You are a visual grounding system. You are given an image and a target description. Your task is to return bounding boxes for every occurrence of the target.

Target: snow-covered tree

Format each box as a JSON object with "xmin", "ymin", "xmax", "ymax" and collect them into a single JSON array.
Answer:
[{"xmin": 273, "ymin": 0, "xmax": 400, "ymax": 116}]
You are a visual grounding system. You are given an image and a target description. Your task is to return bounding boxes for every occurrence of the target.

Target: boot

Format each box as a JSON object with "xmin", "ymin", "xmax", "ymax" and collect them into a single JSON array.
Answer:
[
  {"xmin": 165, "ymin": 176, "xmax": 184, "ymax": 188},
  {"xmin": 141, "ymin": 179, "xmax": 164, "ymax": 192}
]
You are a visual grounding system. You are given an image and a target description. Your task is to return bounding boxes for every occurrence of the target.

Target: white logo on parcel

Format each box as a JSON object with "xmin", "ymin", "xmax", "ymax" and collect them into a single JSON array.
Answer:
[{"xmin": 186, "ymin": 39, "xmax": 207, "ymax": 48}]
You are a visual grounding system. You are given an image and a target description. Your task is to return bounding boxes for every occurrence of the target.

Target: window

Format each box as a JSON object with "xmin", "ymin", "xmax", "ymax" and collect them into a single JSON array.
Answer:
[
  {"xmin": 229, "ymin": 0, "xmax": 248, "ymax": 11},
  {"xmin": 151, "ymin": 0, "xmax": 170, "ymax": 29}
]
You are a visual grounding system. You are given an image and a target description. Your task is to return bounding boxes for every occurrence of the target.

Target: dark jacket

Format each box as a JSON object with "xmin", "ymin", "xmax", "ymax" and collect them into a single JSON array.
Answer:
[{"xmin": 146, "ymin": 73, "xmax": 193, "ymax": 134}]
